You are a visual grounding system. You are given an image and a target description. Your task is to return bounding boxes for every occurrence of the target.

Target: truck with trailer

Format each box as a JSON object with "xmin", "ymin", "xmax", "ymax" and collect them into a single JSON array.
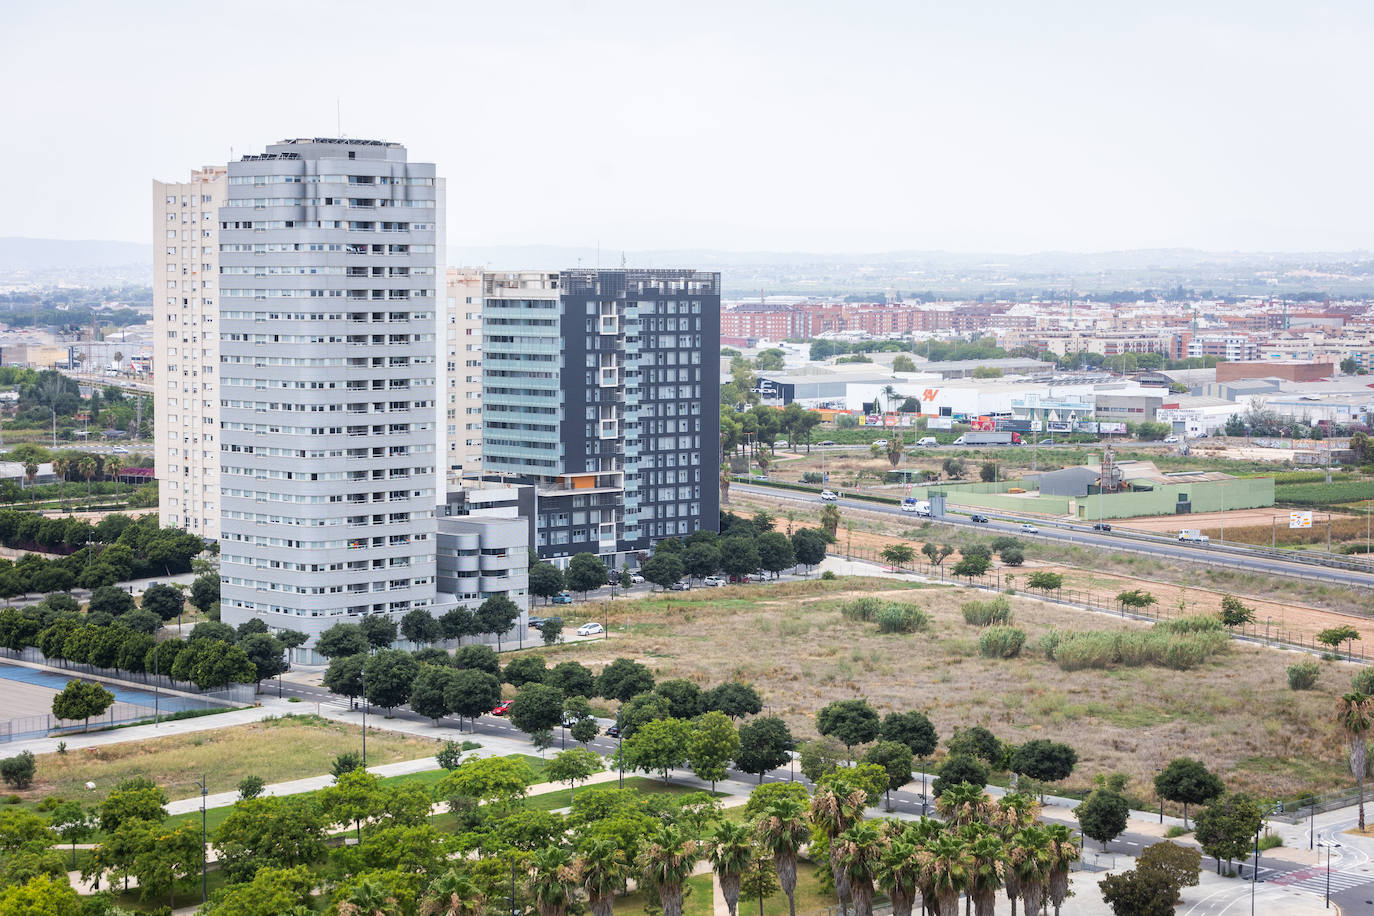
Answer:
[
  {"xmin": 1177, "ymin": 529, "xmax": 1210, "ymax": 544},
  {"xmin": 952, "ymin": 431, "xmax": 1022, "ymax": 446}
]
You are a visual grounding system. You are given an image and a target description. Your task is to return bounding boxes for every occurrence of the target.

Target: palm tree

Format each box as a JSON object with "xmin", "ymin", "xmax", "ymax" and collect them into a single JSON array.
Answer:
[
  {"xmin": 707, "ymin": 821, "xmax": 754, "ymax": 916},
  {"xmin": 52, "ymin": 454, "xmax": 70, "ymax": 512},
  {"xmin": 528, "ymin": 847, "xmax": 577, "ymax": 916},
  {"xmin": 810, "ymin": 778, "xmax": 871, "ymax": 916},
  {"xmin": 639, "ymin": 824, "xmax": 701, "ymax": 916},
  {"xmin": 75, "ymin": 454, "xmax": 100, "ymax": 502},
  {"xmin": 22, "ymin": 461, "xmax": 36, "ymax": 506},
  {"xmin": 421, "ymin": 869, "xmax": 485, "ymax": 916},
  {"xmin": 833, "ymin": 821, "xmax": 883, "ymax": 916},
  {"xmin": 880, "ymin": 385, "xmax": 898, "ymax": 415},
  {"xmin": 338, "ymin": 878, "xmax": 402, "ymax": 916},
  {"xmin": 992, "ymin": 794, "xmax": 1040, "ymax": 916},
  {"xmin": 886, "ymin": 432, "xmax": 904, "ymax": 469},
  {"xmin": 874, "ymin": 823, "xmax": 920, "ymax": 916},
  {"xmin": 918, "ymin": 833, "xmax": 970, "ymax": 916},
  {"xmin": 963, "ymin": 830, "xmax": 1006, "ymax": 916},
  {"xmin": 576, "ymin": 838, "xmax": 633, "ymax": 916},
  {"xmin": 1007, "ymin": 827, "xmax": 1052, "ymax": 916},
  {"xmin": 936, "ymin": 783, "xmax": 989, "ymax": 828},
  {"xmin": 720, "ymin": 464, "xmax": 731, "ymax": 505},
  {"xmin": 755, "ymin": 796, "xmax": 810, "ymax": 916},
  {"xmin": 1337, "ymin": 692, "xmax": 1374, "ymax": 830},
  {"xmin": 104, "ymin": 454, "xmax": 125, "ymax": 503},
  {"xmin": 1042, "ymin": 824, "xmax": 1080, "ymax": 916}
]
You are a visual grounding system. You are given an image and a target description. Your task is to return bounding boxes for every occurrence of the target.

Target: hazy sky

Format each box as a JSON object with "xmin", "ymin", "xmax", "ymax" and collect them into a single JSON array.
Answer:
[{"xmin": 3, "ymin": 0, "xmax": 1372, "ymax": 253}]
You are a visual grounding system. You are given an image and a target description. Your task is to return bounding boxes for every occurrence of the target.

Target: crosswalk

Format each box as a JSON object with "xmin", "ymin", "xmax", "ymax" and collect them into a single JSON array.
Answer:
[{"xmin": 1267, "ymin": 865, "xmax": 1372, "ymax": 895}]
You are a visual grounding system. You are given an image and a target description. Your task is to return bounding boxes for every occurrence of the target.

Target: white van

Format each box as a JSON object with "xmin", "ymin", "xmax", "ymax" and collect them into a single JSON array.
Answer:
[{"xmin": 917, "ymin": 437, "xmax": 938, "ymax": 447}]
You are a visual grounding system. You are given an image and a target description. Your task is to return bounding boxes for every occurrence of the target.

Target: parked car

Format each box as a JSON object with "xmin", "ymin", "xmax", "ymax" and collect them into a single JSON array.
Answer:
[
  {"xmin": 1019, "ymin": 523, "xmax": 1039, "ymax": 534},
  {"xmin": 728, "ymin": 574, "xmax": 751, "ymax": 583},
  {"xmin": 702, "ymin": 575, "xmax": 725, "ymax": 587},
  {"xmin": 576, "ymin": 622, "xmax": 604, "ymax": 636},
  {"xmin": 605, "ymin": 725, "xmax": 622, "ymax": 739},
  {"xmin": 819, "ymin": 440, "xmax": 836, "ymax": 446},
  {"xmin": 873, "ymin": 438, "xmax": 889, "ymax": 447},
  {"xmin": 820, "ymin": 489, "xmax": 838, "ymax": 501},
  {"xmin": 531, "ymin": 616, "xmax": 561, "ymax": 631},
  {"xmin": 110, "ymin": 446, "xmax": 129, "ymax": 454},
  {"xmin": 1092, "ymin": 522, "xmax": 1112, "ymax": 531},
  {"xmin": 527, "ymin": 615, "xmax": 546, "ymax": 629},
  {"xmin": 491, "ymin": 700, "xmax": 512, "ymax": 716},
  {"xmin": 552, "ymin": 593, "xmax": 574, "ymax": 605},
  {"xmin": 629, "ymin": 574, "xmax": 645, "ymax": 584},
  {"xmin": 1163, "ymin": 436, "xmax": 1179, "ymax": 444},
  {"xmin": 970, "ymin": 514, "xmax": 990, "ymax": 523},
  {"xmin": 669, "ymin": 581, "xmax": 691, "ymax": 591}
]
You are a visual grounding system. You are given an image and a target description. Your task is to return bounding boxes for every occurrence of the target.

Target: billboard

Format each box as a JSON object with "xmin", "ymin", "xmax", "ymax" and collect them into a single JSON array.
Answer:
[
  {"xmin": 927, "ymin": 416, "xmax": 954, "ymax": 430},
  {"xmin": 1290, "ymin": 511, "xmax": 1313, "ymax": 529},
  {"xmin": 971, "ymin": 416, "xmax": 996, "ymax": 431},
  {"xmin": 1097, "ymin": 421, "xmax": 1127, "ymax": 435}
]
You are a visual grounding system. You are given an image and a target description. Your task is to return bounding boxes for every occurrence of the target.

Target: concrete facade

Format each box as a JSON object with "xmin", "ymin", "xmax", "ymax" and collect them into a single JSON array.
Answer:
[
  {"xmin": 152, "ymin": 166, "xmax": 227, "ymax": 539},
  {"xmin": 215, "ymin": 138, "xmax": 443, "ymax": 639},
  {"xmin": 435, "ymin": 512, "xmax": 530, "ymax": 611},
  {"xmin": 1216, "ymin": 361, "xmax": 1334, "ymax": 383},
  {"xmin": 444, "ymin": 267, "xmax": 483, "ymax": 485}
]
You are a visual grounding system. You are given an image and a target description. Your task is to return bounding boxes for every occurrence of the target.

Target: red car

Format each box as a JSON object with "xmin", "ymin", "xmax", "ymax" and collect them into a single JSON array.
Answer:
[{"xmin": 491, "ymin": 700, "xmax": 512, "ymax": 716}]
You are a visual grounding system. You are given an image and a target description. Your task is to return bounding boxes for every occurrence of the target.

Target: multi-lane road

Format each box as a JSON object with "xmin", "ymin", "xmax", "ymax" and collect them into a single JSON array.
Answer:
[{"xmin": 734, "ymin": 483, "xmax": 1374, "ymax": 590}]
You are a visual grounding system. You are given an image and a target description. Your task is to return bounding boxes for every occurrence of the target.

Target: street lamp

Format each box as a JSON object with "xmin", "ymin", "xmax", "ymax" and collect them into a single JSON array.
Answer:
[
  {"xmin": 920, "ymin": 758, "xmax": 929, "ymax": 816},
  {"xmin": 1250, "ymin": 802, "xmax": 1281, "ymax": 916},
  {"xmin": 1317, "ymin": 840, "xmax": 1341, "ymax": 908},
  {"xmin": 193, "ymin": 774, "xmax": 208, "ymax": 903},
  {"xmin": 359, "ymin": 665, "xmax": 367, "ymax": 767}
]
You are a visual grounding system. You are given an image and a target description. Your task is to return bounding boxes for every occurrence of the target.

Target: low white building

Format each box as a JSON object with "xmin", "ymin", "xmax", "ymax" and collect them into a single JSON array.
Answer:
[{"xmin": 1156, "ymin": 396, "xmax": 1238, "ymax": 436}]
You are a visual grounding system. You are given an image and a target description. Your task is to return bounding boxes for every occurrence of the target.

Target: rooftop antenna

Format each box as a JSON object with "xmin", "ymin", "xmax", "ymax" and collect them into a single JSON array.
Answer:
[
  {"xmin": 621, "ymin": 251, "xmax": 626, "ymax": 268},
  {"xmin": 336, "ymin": 99, "xmax": 342, "ymax": 137}
]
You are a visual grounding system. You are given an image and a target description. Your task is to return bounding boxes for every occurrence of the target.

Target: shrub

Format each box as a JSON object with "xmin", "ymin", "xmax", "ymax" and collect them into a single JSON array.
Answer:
[
  {"xmin": 1048, "ymin": 627, "xmax": 1227, "ymax": 672},
  {"xmin": 1258, "ymin": 833, "xmax": 1283, "ymax": 851},
  {"xmin": 999, "ymin": 547, "xmax": 1025, "ymax": 566},
  {"xmin": 802, "ymin": 472, "xmax": 824, "ymax": 484},
  {"xmin": 236, "ymin": 775, "xmax": 265, "ymax": 800},
  {"xmin": 1164, "ymin": 825, "xmax": 1189, "ymax": 838},
  {"xmin": 820, "ymin": 570, "xmax": 837, "ymax": 581},
  {"xmin": 331, "ymin": 751, "xmax": 363, "ymax": 779},
  {"xmin": 840, "ymin": 597, "xmax": 885, "ymax": 622},
  {"xmin": 962, "ymin": 596, "xmax": 1012, "ymax": 627},
  {"xmin": 1353, "ymin": 668, "xmax": 1374, "ymax": 694},
  {"xmin": 876, "ymin": 604, "xmax": 931, "ymax": 634},
  {"xmin": 1039, "ymin": 629, "xmax": 1062, "ymax": 659},
  {"xmin": 0, "ymin": 751, "xmax": 36, "ymax": 789},
  {"xmin": 1288, "ymin": 660, "xmax": 1321, "ymax": 691},
  {"xmin": 989, "ymin": 536, "xmax": 1022, "ymax": 552},
  {"xmin": 1158, "ymin": 614, "xmax": 1225, "ymax": 635},
  {"xmin": 978, "ymin": 626, "xmax": 1026, "ymax": 659}
]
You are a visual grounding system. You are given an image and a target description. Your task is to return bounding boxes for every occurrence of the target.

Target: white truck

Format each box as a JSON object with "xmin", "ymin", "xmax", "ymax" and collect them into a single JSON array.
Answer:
[
  {"xmin": 900, "ymin": 497, "xmax": 931, "ymax": 515},
  {"xmin": 917, "ymin": 437, "xmax": 939, "ymax": 447},
  {"xmin": 1177, "ymin": 529, "xmax": 1210, "ymax": 545}
]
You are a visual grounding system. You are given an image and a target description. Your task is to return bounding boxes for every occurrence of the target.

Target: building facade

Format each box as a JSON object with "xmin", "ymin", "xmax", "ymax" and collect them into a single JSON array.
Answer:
[
  {"xmin": 152, "ymin": 166, "xmax": 227, "ymax": 539},
  {"xmin": 444, "ymin": 267, "xmax": 483, "ymax": 484},
  {"xmin": 215, "ymin": 138, "xmax": 444, "ymax": 637},
  {"xmin": 482, "ymin": 269, "xmax": 721, "ymax": 564}
]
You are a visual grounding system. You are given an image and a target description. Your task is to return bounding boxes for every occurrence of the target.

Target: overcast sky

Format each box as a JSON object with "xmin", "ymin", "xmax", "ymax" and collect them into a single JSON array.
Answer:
[{"xmin": 2, "ymin": 0, "xmax": 1371, "ymax": 254}]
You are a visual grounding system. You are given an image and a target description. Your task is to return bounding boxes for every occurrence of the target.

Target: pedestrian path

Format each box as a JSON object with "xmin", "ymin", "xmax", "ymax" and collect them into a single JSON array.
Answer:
[{"xmin": 1268, "ymin": 864, "xmax": 1373, "ymax": 895}]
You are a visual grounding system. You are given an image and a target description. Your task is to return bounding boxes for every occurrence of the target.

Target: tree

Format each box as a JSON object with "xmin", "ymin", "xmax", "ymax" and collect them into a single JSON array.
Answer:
[
  {"xmin": 951, "ymin": 553, "xmax": 991, "ymax": 579},
  {"xmin": 755, "ymin": 795, "xmax": 809, "ymax": 916},
  {"xmin": 1010, "ymin": 740, "xmax": 1078, "ymax": 794},
  {"xmin": 790, "ymin": 528, "xmax": 829, "ymax": 573},
  {"xmin": 400, "ymin": 609, "xmax": 443, "ymax": 645},
  {"xmin": 880, "ymin": 543, "xmax": 915, "ymax": 570},
  {"xmin": 566, "ymin": 553, "xmax": 609, "ymax": 597},
  {"xmin": 319, "ymin": 768, "xmax": 385, "ymax": 841},
  {"xmin": 891, "ymin": 355, "xmax": 916, "ymax": 373},
  {"xmin": 1219, "ymin": 595, "xmax": 1255, "ymax": 629},
  {"xmin": 510, "ymin": 683, "xmax": 566, "ymax": 736},
  {"xmin": 820, "ymin": 504, "xmax": 842, "ymax": 539},
  {"xmin": 931, "ymin": 755, "xmax": 990, "ymax": 798},
  {"xmin": 701, "ymin": 681, "xmax": 763, "ymax": 718},
  {"xmin": 359, "ymin": 614, "xmax": 398, "ymax": 650},
  {"xmin": 324, "ymin": 653, "xmax": 367, "ymax": 703},
  {"xmin": 719, "ymin": 536, "xmax": 761, "ymax": 579},
  {"xmin": 565, "ymin": 697, "xmax": 600, "ymax": 746},
  {"xmin": 1075, "ymin": 789, "xmax": 1130, "ymax": 850},
  {"xmin": 213, "ymin": 795, "xmax": 328, "ymax": 881},
  {"xmin": 979, "ymin": 461, "xmax": 997, "ymax": 483},
  {"xmin": 1194, "ymin": 793, "xmax": 1264, "ymax": 874},
  {"xmin": 526, "ymin": 848, "xmax": 573, "ymax": 916},
  {"xmin": 689, "ymin": 711, "xmax": 741, "ymax": 791},
  {"xmin": 1099, "ymin": 866, "xmax": 1177, "ymax": 916},
  {"xmin": 886, "ymin": 433, "xmax": 905, "ymax": 469},
  {"xmin": 833, "ymin": 820, "xmax": 884, "ymax": 916},
  {"xmin": 1319, "ymin": 625, "xmax": 1361, "ymax": 658},
  {"xmin": 51, "ymin": 679, "xmax": 114, "ymax": 731},
  {"xmin": 363, "ymin": 649, "xmax": 420, "ymax": 714},
  {"xmin": 863, "ymin": 740, "xmax": 913, "ymax": 807},
  {"xmin": 597, "ymin": 657, "xmax": 655, "ymax": 702},
  {"xmin": 88, "ymin": 584, "xmax": 136, "ymax": 616},
  {"xmin": 238, "ymin": 632, "xmax": 288, "ymax": 685},
  {"xmin": 1154, "ymin": 757, "xmax": 1225, "ymax": 829},
  {"xmin": 816, "ymin": 698, "xmax": 880, "ymax": 755},
  {"xmin": 735, "ymin": 716, "xmax": 793, "ymax": 783},
  {"xmin": 0, "ymin": 750, "xmax": 36, "ymax": 789},
  {"xmin": 1026, "ymin": 571, "xmax": 1063, "ymax": 593},
  {"xmin": 188, "ymin": 572, "xmax": 219, "ymax": 614},
  {"xmin": 576, "ymin": 836, "xmax": 633, "ymax": 916},
  {"xmin": 1136, "ymin": 841, "xmax": 1201, "ymax": 900},
  {"xmin": 440, "ymin": 606, "xmax": 476, "ymax": 642},
  {"xmin": 409, "ymin": 665, "xmax": 455, "ymax": 724},
  {"xmin": 529, "ymin": 562, "xmax": 566, "ymax": 605},
  {"xmin": 199, "ymin": 865, "xmax": 316, "ymax": 916},
  {"xmin": 453, "ymin": 643, "xmax": 500, "ymax": 675},
  {"xmin": 707, "ymin": 820, "xmax": 753, "ymax": 916},
  {"xmin": 922, "ymin": 542, "xmax": 954, "ymax": 566},
  {"xmin": 1117, "ymin": 589, "xmax": 1158, "ymax": 612},
  {"xmin": 941, "ymin": 457, "xmax": 966, "ymax": 479},
  {"xmin": 140, "ymin": 582, "xmax": 185, "ymax": 622},
  {"xmin": 545, "ymin": 747, "xmax": 604, "ymax": 804},
  {"xmin": 504, "ymin": 654, "xmax": 548, "ymax": 687},
  {"xmin": 547, "ymin": 660, "xmax": 596, "ymax": 699},
  {"xmin": 684, "ymin": 542, "xmax": 722, "ymax": 581},
  {"xmin": 317, "ymin": 623, "xmax": 370, "ymax": 659},
  {"xmin": 444, "ymin": 668, "xmax": 502, "ymax": 728},
  {"xmin": 542, "ymin": 617, "xmax": 564, "ymax": 646},
  {"xmin": 475, "ymin": 595, "xmax": 521, "ymax": 650},
  {"xmin": 797, "ymin": 736, "xmax": 846, "ymax": 782},
  {"xmin": 1336, "ymin": 691, "xmax": 1374, "ymax": 831},
  {"xmin": 756, "ymin": 531, "xmax": 795, "ymax": 578},
  {"xmin": 641, "ymin": 551, "xmax": 686, "ymax": 590},
  {"xmin": 619, "ymin": 716, "xmax": 691, "ymax": 782}
]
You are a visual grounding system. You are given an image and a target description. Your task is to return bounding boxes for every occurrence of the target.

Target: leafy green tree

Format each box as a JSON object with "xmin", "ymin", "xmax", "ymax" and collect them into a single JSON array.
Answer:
[
  {"xmin": 565, "ymin": 696, "xmax": 601, "ymax": 745},
  {"xmin": 942, "ymin": 457, "xmax": 966, "ymax": 478},
  {"xmin": 46, "ymin": 800, "xmax": 92, "ymax": 867},
  {"xmin": 213, "ymin": 795, "xmax": 328, "ymax": 880},
  {"xmin": 756, "ymin": 531, "xmax": 795, "ymax": 578},
  {"xmin": 701, "ymin": 681, "xmax": 763, "ymax": 718},
  {"xmin": 735, "ymin": 716, "xmax": 794, "ymax": 783},
  {"xmin": 359, "ymin": 614, "xmax": 397, "ymax": 650},
  {"xmin": 1075, "ymin": 789, "xmax": 1130, "ymax": 850},
  {"xmin": 444, "ymin": 668, "xmax": 502, "ymax": 727},
  {"xmin": 597, "ymin": 657, "xmax": 655, "ymax": 702},
  {"xmin": 547, "ymin": 660, "xmax": 596, "ymax": 698},
  {"xmin": 931, "ymin": 755, "xmax": 990, "ymax": 798},
  {"xmin": 440, "ymin": 606, "xmax": 477, "ymax": 641},
  {"xmin": 618, "ymin": 716, "xmax": 691, "ymax": 782},
  {"xmin": 683, "ymin": 542, "xmax": 722, "ymax": 581},
  {"xmin": 124, "ymin": 819, "xmax": 203, "ymax": 906},
  {"xmin": 237, "ymin": 775, "xmax": 265, "ymax": 800},
  {"xmin": 238, "ymin": 632, "xmax": 288, "ymax": 685},
  {"xmin": 980, "ymin": 461, "xmax": 997, "ymax": 482},
  {"xmin": 316, "ymin": 622, "xmax": 369, "ymax": 659},
  {"xmin": 504, "ymin": 654, "xmax": 548, "ymax": 687},
  {"xmin": 475, "ymin": 595, "xmax": 521, "ymax": 650},
  {"xmin": 1026, "ymin": 571, "xmax": 1063, "ymax": 593},
  {"xmin": 139, "ymin": 582, "xmax": 185, "ymax": 622},
  {"xmin": 880, "ymin": 544, "xmax": 915, "ymax": 569},
  {"xmin": 50, "ymin": 679, "xmax": 114, "ymax": 731},
  {"xmin": 323, "ymin": 653, "xmax": 366, "ymax": 703},
  {"xmin": 719, "ymin": 536, "xmax": 761, "ymax": 578},
  {"xmin": 542, "ymin": 617, "xmax": 564, "ymax": 646},
  {"xmin": 653, "ymin": 678, "xmax": 702, "ymax": 719},
  {"xmin": 363, "ymin": 648, "xmax": 421, "ymax": 714},
  {"xmin": 1010, "ymin": 740, "xmax": 1078, "ymax": 793},
  {"xmin": 1099, "ymin": 866, "xmax": 1178, "ymax": 916},
  {"xmin": 545, "ymin": 747, "xmax": 604, "ymax": 804},
  {"xmin": 1154, "ymin": 757, "xmax": 1225, "ymax": 829},
  {"xmin": 688, "ymin": 710, "xmax": 741, "ymax": 791},
  {"xmin": 319, "ymin": 768, "xmax": 385, "ymax": 841},
  {"xmin": 189, "ymin": 573, "xmax": 219, "ymax": 614},
  {"xmin": 1194, "ymin": 793, "xmax": 1264, "ymax": 874},
  {"xmin": 529, "ymin": 561, "xmax": 565, "ymax": 605},
  {"xmin": 199, "ymin": 865, "xmax": 316, "ymax": 916},
  {"xmin": 790, "ymin": 528, "xmax": 829, "ymax": 572},
  {"xmin": 187, "ymin": 639, "xmax": 255, "ymax": 689},
  {"xmin": 0, "ymin": 750, "xmax": 36, "ymax": 790},
  {"xmin": 863, "ymin": 740, "xmax": 913, "ymax": 807},
  {"xmin": 453, "ymin": 643, "xmax": 500, "ymax": 674},
  {"xmin": 619, "ymin": 692, "xmax": 671, "ymax": 739},
  {"xmin": 1136, "ymin": 841, "xmax": 1201, "ymax": 899},
  {"xmin": 436, "ymin": 755, "xmax": 531, "ymax": 809},
  {"xmin": 797, "ymin": 736, "xmax": 846, "ymax": 782},
  {"xmin": 1117, "ymin": 589, "xmax": 1158, "ymax": 612},
  {"xmin": 565, "ymin": 553, "xmax": 609, "ymax": 596},
  {"xmin": 880, "ymin": 710, "xmax": 938, "ymax": 758},
  {"xmin": 815, "ymin": 698, "xmax": 880, "ymax": 756},
  {"xmin": 399, "ymin": 609, "xmax": 443, "ymax": 645},
  {"xmin": 1219, "ymin": 595, "xmax": 1255, "ymax": 629},
  {"xmin": 641, "ymin": 551, "xmax": 686, "ymax": 590},
  {"xmin": 510, "ymin": 683, "xmax": 566, "ymax": 736},
  {"xmin": 408, "ymin": 665, "xmax": 455, "ymax": 724},
  {"xmin": 88, "ymin": 584, "xmax": 136, "ymax": 616}
]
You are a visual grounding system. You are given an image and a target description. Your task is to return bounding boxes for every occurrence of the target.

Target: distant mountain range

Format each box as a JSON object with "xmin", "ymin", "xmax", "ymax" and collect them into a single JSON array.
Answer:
[{"xmin": 0, "ymin": 238, "xmax": 149, "ymax": 270}]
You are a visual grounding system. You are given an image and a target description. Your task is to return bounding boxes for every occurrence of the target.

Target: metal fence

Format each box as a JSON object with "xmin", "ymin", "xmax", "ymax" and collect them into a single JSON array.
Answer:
[
  {"xmin": 1, "ymin": 699, "xmax": 174, "ymax": 743},
  {"xmin": 836, "ymin": 546, "xmax": 1370, "ymax": 663},
  {"xmin": 2, "ymin": 647, "xmax": 256, "ymax": 705}
]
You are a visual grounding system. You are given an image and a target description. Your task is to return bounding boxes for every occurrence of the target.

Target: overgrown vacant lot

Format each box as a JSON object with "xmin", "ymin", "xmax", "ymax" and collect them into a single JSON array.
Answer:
[
  {"xmin": 21, "ymin": 714, "xmax": 441, "ymax": 803},
  {"xmin": 553, "ymin": 577, "xmax": 1354, "ymax": 801}
]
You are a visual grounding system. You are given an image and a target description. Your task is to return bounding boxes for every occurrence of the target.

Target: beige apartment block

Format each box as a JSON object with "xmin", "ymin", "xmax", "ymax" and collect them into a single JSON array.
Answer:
[
  {"xmin": 152, "ymin": 167, "xmax": 225, "ymax": 539},
  {"xmin": 445, "ymin": 267, "xmax": 483, "ymax": 486}
]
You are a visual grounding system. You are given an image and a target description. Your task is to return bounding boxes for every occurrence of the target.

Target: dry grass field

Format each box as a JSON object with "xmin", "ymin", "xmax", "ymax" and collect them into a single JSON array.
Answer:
[{"xmin": 551, "ymin": 576, "xmax": 1356, "ymax": 803}]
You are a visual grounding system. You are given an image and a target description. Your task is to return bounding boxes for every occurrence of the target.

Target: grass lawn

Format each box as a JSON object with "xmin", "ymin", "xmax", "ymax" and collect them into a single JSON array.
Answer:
[
  {"xmin": 106, "ymin": 865, "xmax": 232, "ymax": 912},
  {"xmin": 20, "ymin": 714, "xmax": 442, "ymax": 804},
  {"xmin": 751, "ymin": 861, "xmax": 833, "ymax": 916},
  {"xmin": 615, "ymin": 873, "xmax": 714, "ymax": 916},
  {"xmin": 542, "ymin": 577, "xmax": 1353, "ymax": 803},
  {"xmin": 524, "ymin": 776, "xmax": 724, "ymax": 811}
]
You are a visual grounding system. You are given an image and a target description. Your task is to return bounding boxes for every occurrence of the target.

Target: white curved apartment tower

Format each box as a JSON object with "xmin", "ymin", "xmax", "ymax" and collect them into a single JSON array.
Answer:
[{"xmin": 215, "ymin": 138, "xmax": 444, "ymax": 638}]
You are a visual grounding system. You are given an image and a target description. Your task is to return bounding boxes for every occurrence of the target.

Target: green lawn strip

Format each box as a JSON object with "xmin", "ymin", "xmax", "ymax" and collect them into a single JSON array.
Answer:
[{"xmin": 106, "ymin": 864, "xmax": 233, "ymax": 912}]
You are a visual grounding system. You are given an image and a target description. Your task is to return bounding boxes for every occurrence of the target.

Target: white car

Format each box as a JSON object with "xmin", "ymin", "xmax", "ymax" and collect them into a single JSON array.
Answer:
[
  {"xmin": 111, "ymin": 446, "xmax": 129, "ymax": 454},
  {"xmin": 820, "ymin": 489, "xmax": 838, "ymax": 501},
  {"xmin": 629, "ymin": 574, "xmax": 645, "ymax": 584},
  {"xmin": 702, "ymin": 575, "xmax": 725, "ymax": 587},
  {"xmin": 1163, "ymin": 436, "xmax": 1179, "ymax": 444},
  {"xmin": 576, "ymin": 622, "xmax": 604, "ymax": 637},
  {"xmin": 1019, "ymin": 523, "xmax": 1039, "ymax": 534},
  {"xmin": 873, "ymin": 439, "xmax": 888, "ymax": 447}
]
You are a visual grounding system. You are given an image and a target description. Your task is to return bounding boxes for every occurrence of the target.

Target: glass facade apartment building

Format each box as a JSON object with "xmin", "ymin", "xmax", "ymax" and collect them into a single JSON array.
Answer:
[{"xmin": 482, "ymin": 268, "xmax": 721, "ymax": 564}]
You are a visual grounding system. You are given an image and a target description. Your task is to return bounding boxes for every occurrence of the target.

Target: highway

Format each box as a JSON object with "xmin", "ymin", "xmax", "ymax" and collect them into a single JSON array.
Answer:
[{"xmin": 734, "ymin": 483, "xmax": 1374, "ymax": 590}]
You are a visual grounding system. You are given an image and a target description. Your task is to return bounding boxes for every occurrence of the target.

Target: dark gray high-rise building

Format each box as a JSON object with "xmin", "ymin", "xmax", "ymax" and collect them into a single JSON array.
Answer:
[
  {"xmin": 215, "ymin": 138, "xmax": 443, "ymax": 638},
  {"xmin": 481, "ymin": 269, "xmax": 720, "ymax": 564}
]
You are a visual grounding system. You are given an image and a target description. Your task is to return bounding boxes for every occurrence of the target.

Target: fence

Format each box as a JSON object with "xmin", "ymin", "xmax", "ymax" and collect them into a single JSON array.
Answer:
[
  {"xmin": 837, "ymin": 546, "xmax": 1370, "ymax": 663},
  {"xmin": 1, "ymin": 647, "xmax": 257, "ymax": 705},
  {"xmin": 0, "ymin": 698, "xmax": 212, "ymax": 743}
]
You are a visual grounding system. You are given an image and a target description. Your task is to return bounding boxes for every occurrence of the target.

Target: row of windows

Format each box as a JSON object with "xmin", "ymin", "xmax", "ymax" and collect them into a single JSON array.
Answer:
[
  {"xmin": 223, "ymin": 508, "xmax": 433, "ymax": 527},
  {"xmin": 221, "ymin": 531, "xmax": 428, "ymax": 549},
  {"xmin": 221, "ymin": 220, "xmax": 435, "ymax": 232},
  {"xmin": 227, "ymin": 174, "xmax": 434, "ymax": 186},
  {"xmin": 223, "ymin": 288, "xmax": 433, "ymax": 298},
  {"xmin": 225, "ymin": 197, "xmax": 433, "ymax": 208},
  {"xmin": 221, "ymin": 575, "xmax": 433, "ymax": 595}
]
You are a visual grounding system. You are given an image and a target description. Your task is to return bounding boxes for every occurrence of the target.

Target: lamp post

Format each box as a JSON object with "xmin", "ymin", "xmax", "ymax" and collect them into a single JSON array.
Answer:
[
  {"xmin": 1155, "ymin": 766, "xmax": 1163, "ymax": 824},
  {"xmin": 1317, "ymin": 840, "xmax": 1341, "ymax": 908},
  {"xmin": 193, "ymin": 774, "xmax": 208, "ymax": 903},
  {"xmin": 359, "ymin": 665, "xmax": 367, "ymax": 767},
  {"xmin": 616, "ymin": 706, "xmax": 624, "ymax": 789},
  {"xmin": 1250, "ymin": 803, "xmax": 1280, "ymax": 916},
  {"xmin": 920, "ymin": 758, "xmax": 928, "ymax": 816}
]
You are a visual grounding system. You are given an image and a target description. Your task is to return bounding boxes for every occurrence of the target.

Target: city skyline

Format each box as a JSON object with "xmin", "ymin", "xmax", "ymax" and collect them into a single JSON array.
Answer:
[{"xmin": 5, "ymin": 1, "xmax": 1374, "ymax": 253}]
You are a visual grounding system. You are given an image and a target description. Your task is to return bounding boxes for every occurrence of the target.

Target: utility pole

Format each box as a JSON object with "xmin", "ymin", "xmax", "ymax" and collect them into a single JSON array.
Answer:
[{"xmin": 194, "ymin": 775, "xmax": 208, "ymax": 903}]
